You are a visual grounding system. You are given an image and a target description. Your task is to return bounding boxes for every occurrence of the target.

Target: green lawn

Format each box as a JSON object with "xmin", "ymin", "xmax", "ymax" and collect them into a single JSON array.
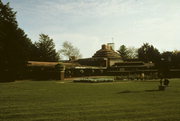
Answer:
[{"xmin": 0, "ymin": 79, "xmax": 180, "ymax": 121}]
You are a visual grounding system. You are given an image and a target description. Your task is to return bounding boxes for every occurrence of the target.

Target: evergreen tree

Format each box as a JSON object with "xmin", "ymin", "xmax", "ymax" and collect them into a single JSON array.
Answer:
[
  {"xmin": 117, "ymin": 45, "xmax": 129, "ymax": 60},
  {"xmin": 0, "ymin": 1, "xmax": 33, "ymax": 81},
  {"xmin": 34, "ymin": 34, "xmax": 59, "ymax": 62}
]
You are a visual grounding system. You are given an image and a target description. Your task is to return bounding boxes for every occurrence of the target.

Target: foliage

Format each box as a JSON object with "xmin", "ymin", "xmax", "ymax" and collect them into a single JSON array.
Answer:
[
  {"xmin": 138, "ymin": 43, "xmax": 161, "ymax": 63},
  {"xmin": 0, "ymin": 1, "xmax": 33, "ymax": 81},
  {"xmin": 117, "ymin": 45, "xmax": 138, "ymax": 60},
  {"xmin": 173, "ymin": 51, "xmax": 180, "ymax": 68},
  {"xmin": 117, "ymin": 45, "xmax": 129, "ymax": 60},
  {"xmin": 161, "ymin": 51, "xmax": 180, "ymax": 69},
  {"xmin": 33, "ymin": 34, "xmax": 60, "ymax": 62},
  {"xmin": 59, "ymin": 41, "xmax": 82, "ymax": 60},
  {"xmin": 0, "ymin": 79, "xmax": 180, "ymax": 121}
]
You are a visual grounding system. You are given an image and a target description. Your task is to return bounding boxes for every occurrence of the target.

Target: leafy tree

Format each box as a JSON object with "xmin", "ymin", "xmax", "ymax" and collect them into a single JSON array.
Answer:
[
  {"xmin": 173, "ymin": 51, "xmax": 180, "ymax": 68},
  {"xmin": 170, "ymin": 51, "xmax": 180, "ymax": 69},
  {"xmin": 59, "ymin": 41, "xmax": 82, "ymax": 60},
  {"xmin": 138, "ymin": 43, "xmax": 160, "ymax": 63},
  {"xmin": 34, "ymin": 34, "xmax": 60, "ymax": 62},
  {"xmin": 0, "ymin": 1, "xmax": 33, "ymax": 81},
  {"xmin": 161, "ymin": 51, "xmax": 173, "ymax": 62},
  {"xmin": 160, "ymin": 50, "xmax": 180, "ymax": 69}
]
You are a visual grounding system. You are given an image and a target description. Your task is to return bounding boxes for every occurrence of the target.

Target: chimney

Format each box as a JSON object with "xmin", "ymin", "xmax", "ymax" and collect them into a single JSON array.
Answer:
[
  {"xmin": 107, "ymin": 43, "xmax": 115, "ymax": 50},
  {"xmin": 102, "ymin": 44, "xmax": 107, "ymax": 50}
]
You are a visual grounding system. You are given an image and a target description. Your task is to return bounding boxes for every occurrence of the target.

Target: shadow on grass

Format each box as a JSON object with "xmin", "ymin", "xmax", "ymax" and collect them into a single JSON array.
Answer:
[
  {"xmin": 31, "ymin": 79, "xmax": 53, "ymax": 81},
  {"xmin": 118, "ymin": 90, "xmax": 141, "ymax": 93},
  {"xmin": 118, "ymin": 89, "xmax": 161, "ymax": 94},
  {"xmin": 144, "ymin": 89, "xmax": 160, "ymax": 92}
]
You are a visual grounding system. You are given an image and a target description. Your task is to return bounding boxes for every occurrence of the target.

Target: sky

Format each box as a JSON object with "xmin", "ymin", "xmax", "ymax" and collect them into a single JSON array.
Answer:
[{"xmin": 2, "ymin": 0, "xmax": 180, "ymax": 58}]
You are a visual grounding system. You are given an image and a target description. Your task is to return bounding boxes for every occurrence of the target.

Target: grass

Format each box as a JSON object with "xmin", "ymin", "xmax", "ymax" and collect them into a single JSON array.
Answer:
[{"xmin": 0, "ymin": 79, "xmax": 180, "ymax": 121}]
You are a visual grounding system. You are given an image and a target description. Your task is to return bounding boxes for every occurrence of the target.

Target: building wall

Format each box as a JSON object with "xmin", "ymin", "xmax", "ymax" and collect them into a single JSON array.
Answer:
[
  {"xmin": 77, "ymin": 58, "xmax": 108, "ymax": 67},
  {"xmin": 108, "ymin": 58, "xmax": 123, "ymax": 67},
  {"xmin": 65, "ymin": 68, "xmax": 107, "ymax": 77}
]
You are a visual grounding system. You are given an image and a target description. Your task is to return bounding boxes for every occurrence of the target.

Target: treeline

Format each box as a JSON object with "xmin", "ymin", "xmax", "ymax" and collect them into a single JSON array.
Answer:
[
  {"xmin": 0, "ymin": 1, "xmax": 82, "ymax": 81},
  {"xmin": 118, "ymin": 43, "xmax": 180, "ymax": 69},
  {"xmin": 1, "ymin": 1, "xmax": 180, "ymax": 81}
]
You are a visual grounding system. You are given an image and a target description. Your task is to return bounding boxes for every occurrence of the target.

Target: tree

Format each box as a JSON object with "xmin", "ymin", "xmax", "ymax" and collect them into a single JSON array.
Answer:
[
  {"xmin": 161, "ymin": 51, "xmax": 173, "ymax": 62},
  {"xmin": 0, "ymin": 1, "xmax": 33, "ymax": 81},
  {"xmin": 117, "ymin": 45, "xmax": 129, "ymax": 60},
  {"xmin": 126, "ymin": 46, "xmax": 138, "ymax": 59},
  {"xmin": 59, "ymin": 41, "xmax": 82, "ymax": 60},
  {"xmin": 117, "ymin": 45, "xmax": 138, "ymax": 60},
  {"xmin": 138, "ymin": 43, "xmax": 160, "ymax": 63},
  {"xmin": 34, "ymin": 34, "xmax": 60, "ymax": 62},
  {"xmin": 160, "ymin": 50, "xmax": 180, "ymax": 69},
  {"xmin": 173, "ymin": 51, "xmax": 180, "ymax": 68}
]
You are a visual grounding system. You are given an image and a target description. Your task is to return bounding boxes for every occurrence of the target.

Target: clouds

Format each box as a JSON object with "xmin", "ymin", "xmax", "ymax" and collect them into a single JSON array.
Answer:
[
  {"xmin": 35, "ymin": 0, "xmax": 137, "ymax": 17},
  {"xmin": 3, "ymin": 0, "xmax": 180, "ymax": 57}
]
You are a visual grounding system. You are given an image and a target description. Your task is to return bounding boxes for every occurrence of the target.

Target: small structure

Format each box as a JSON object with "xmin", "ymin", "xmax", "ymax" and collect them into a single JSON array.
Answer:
[
  {"xmin": 158, "ymin": 78, "xmax": 170, "ymax": 91},
  {"xmin": 164, "ymin": 79, "xmax": 169, "ymax": 86}
]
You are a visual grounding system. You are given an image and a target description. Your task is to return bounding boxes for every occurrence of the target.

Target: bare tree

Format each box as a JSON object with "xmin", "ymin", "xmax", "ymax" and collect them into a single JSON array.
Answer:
[
  {"xmin": 59, "ymin": 41, "xmax": 82, "ymax": 60},
  {"xmin": 127, "ymin": 46, "xmax": 138, "ymax": 59}
]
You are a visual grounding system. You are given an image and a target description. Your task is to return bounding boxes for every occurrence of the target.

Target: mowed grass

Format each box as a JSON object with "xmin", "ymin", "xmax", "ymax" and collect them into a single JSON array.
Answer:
[{"xmin": 0, "ymin": 79, "xmax": 180, "ymax": 121}]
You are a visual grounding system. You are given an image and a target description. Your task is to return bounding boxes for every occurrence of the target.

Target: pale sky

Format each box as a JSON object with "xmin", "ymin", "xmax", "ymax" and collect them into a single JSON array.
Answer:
[{"xmin": 2, "ymin": 0, "xmax": 180, "ymax": 58}]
